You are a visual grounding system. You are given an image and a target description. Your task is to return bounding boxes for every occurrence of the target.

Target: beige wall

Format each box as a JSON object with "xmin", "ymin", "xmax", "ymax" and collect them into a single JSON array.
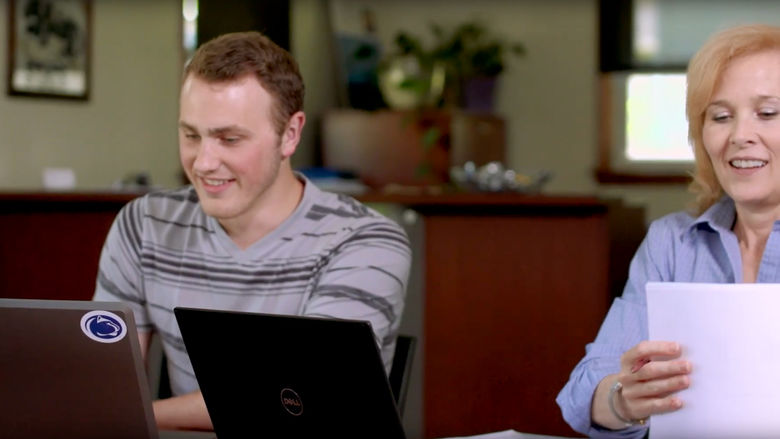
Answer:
[
  {"xmin": 0, "ymin": 0, "xmax": 182, "ymax": 190},
  {"xmin": 0, "ymin": 0, "xmax": 689, "ymax": 222},
  {"xmin": 291, "ymin": 0, "xmax": 337, "ymax": 170}
]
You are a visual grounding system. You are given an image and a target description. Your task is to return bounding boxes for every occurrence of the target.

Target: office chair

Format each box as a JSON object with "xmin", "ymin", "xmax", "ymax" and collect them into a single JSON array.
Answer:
[
  {"xmin": 388, "ymin": 334, "xmax": 417, "ymax": 417},
  {"xmin": 157, "ymin": 360, "xmax": 173, "ymax": 400},
  {"xmin": 150, "ymin": 333, "xmax": 173, "ymax": 400}
]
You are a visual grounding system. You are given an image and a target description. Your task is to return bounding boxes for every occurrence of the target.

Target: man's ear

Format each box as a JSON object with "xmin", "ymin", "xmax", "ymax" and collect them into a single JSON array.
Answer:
[{"xmin": 280, "ymin": 111, "xmax": 306, "ymax": 158}]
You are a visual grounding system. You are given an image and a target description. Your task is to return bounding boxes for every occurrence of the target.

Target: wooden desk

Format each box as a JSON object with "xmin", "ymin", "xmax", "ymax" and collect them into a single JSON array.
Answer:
[
  {"xmin": 0, "ymin": 189, "xmax": 644, "ymax": 438},
  {"xmin": 361, "ymin": 191, "xmax": 645, "ymax": 438},
  {"xmin": 0, "ymin": 192, "xmax": 139, "ymax": 300}
]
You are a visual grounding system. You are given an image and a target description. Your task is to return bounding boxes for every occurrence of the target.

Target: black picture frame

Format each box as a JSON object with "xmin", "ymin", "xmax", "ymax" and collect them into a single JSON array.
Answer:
[{"xmin": 6, "ymin": 0, "xmax": 92, "ymax": 100}]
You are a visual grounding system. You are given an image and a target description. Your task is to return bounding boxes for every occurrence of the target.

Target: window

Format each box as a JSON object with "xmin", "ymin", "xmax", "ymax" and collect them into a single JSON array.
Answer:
[
  {"xmin": 182, "ymin": 0, "xmax": 198, "ymax": 59},
  {"xmin": 597, "ymin": 0, "xmax": 780, "ymax": 183},
  {"xmin": 598, "ymin": 71, "xmax": 692, "ymax": 183},
  {"xmin": 626, "ymin": 73, "xmax": 689, "ymax": 162}
]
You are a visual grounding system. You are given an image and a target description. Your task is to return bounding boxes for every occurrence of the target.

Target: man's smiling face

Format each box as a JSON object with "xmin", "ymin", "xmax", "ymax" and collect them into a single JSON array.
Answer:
[{"xmin": 178, "ymin": 74, "xmax": 285, "ymax": 223}]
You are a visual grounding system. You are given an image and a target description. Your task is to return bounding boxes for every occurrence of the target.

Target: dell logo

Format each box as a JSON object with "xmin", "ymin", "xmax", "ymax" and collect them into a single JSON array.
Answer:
[
  {"xmin": 80, "ymin": 310, "xmax": 127, "ymax": 343},
  {"xmin": 280, "ymin": 388, "xmax": 303, "ymax": 416}
]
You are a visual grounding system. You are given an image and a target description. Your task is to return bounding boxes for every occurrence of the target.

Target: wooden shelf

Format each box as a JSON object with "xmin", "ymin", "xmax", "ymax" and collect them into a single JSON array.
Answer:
[{"xmin": 323, "ymin": 109, "xmax": 506, "ymax": 188}]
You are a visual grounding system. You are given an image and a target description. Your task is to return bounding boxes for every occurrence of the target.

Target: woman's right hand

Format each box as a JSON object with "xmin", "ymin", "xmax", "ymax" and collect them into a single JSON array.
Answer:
[{"xmin": 591, "ymin": 340, "xmax": 692, "ymax": 430}]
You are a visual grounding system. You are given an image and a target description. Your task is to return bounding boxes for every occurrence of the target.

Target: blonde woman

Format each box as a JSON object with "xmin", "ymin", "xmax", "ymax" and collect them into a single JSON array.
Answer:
[{"xmin": 558, "ymin": 24, "xmax": 780, "ymax": 437}]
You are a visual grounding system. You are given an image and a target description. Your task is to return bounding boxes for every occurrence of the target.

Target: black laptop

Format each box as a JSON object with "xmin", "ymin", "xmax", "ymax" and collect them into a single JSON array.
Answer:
[{"xmin": 174, "ymin": 307, "xmax": 407, "ymax": 439}]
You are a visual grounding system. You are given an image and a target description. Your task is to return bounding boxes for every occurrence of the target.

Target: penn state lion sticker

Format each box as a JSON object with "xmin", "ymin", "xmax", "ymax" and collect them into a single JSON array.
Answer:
[{"xmin": 80, "ymin": 310, "xmax": 127, "ymax": 343}]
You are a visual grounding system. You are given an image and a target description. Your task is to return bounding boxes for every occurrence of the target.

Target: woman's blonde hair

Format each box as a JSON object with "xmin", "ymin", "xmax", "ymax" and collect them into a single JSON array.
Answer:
[{"xmin": 687, "ymin": 24, "xmax": 780, "ymax": 214}]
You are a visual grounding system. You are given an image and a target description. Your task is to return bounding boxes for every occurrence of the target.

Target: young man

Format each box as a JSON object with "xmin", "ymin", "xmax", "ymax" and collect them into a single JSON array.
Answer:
[{"xmin": 93, "ymin": 32, "xmax": 411, "ymax": 431}]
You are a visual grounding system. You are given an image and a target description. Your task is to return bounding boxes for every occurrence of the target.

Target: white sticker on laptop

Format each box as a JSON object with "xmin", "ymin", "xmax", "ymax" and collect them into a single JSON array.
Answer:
[{"xmin": 80, "ymin": 310, "xmax": 127, "ymax": 343}]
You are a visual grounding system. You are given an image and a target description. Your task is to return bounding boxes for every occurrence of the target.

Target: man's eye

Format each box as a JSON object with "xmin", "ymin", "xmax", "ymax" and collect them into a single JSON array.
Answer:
[
  {"xmin": 759, "ymin": 109, "xmax": 778, "ymax": 119},
  {"xmin": 184, "ymin": 133, "xmax": 200, "ymax": 140},
  {"xmin": 222, "ymin": 137, "xmax": 239, "ymax": 144}
]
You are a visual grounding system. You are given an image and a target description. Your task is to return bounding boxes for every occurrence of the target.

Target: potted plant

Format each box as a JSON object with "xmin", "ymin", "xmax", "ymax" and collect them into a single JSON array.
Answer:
[
  {"xmin": 379, "ymin": 20, "xmax": 526, "ymax": 111},
  {"xmin": 376, "ymin": 32, "xmax": 446, "ymax": 110}
]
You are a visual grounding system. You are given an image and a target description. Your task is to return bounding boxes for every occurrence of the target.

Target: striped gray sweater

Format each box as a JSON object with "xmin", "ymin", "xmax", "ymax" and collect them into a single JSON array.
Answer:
[{"xmin": 93, "ymin": 180, "xmax": 411, "ymax": 396}]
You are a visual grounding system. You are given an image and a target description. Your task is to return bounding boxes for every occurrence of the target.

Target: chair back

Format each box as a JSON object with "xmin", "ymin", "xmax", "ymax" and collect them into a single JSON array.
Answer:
[{"xmin": 388, "ymin": 334, "xmax": 416, "ymax": 417}]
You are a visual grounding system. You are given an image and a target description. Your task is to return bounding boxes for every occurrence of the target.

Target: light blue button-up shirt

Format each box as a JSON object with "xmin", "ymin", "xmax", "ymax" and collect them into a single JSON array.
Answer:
[{"xmin": 557, "ymin": 196, "xmax": 780, "ymax": 438}]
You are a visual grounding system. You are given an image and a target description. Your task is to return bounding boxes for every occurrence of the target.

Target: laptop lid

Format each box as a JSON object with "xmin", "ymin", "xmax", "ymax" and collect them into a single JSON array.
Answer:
[
  {"xmin": 0, "ymin": 299, "xmax": 158, "ymax": 439},
  {"xmin": 174, "ymin": 307, "xmax": 407, "ymax": 439}
]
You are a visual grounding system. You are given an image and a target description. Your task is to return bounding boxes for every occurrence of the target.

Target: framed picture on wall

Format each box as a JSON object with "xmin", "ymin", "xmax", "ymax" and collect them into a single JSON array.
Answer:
[{"xmin": 6, "ymin": 0, "xmax": 92, "ymax": 100}]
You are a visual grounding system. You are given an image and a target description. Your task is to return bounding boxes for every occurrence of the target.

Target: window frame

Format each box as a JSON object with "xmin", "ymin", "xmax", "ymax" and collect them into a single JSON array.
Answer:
[
  {"xmin": 595, "ymin": 72, "xmax": 693, "ymax": 184},
  {"xmin": 597, "ymin": 0, "xmax": 693, "ymax": 184}
]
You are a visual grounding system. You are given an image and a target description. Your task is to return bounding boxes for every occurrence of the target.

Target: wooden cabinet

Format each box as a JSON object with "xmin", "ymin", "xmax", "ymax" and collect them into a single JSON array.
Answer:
[
  {"xmin": 323, "ymin": 109, "xmax": 506, "ymax": 188},
  {"xmin": 360, "ymin": 192, "xmax": 645, "ymax": 438},
  {"xmin": 0, "ymin": 192, "xmax": 137, "ymax": 300}
]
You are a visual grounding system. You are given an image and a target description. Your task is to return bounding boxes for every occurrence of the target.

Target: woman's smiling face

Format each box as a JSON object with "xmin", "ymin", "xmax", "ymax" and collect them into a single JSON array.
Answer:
[{"xmin": 703, "ymin": 49, "xmax": 780, "ymax": 210}]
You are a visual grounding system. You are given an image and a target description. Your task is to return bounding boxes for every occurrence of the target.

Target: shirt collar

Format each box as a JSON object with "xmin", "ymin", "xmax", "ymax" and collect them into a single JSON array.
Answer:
[{"xmin": 685, "ymin": 196, "xmax": 736, "ymax": 238}]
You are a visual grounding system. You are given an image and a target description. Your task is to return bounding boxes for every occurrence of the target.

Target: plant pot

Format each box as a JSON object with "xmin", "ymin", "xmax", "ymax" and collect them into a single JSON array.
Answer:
[
  {"xmin": 461, "ymin": 76, "xmax": 497, "ymax": 112},
  {"xmin": 378, "ymin": 55, "xmax": 444, "ymax": 110}
]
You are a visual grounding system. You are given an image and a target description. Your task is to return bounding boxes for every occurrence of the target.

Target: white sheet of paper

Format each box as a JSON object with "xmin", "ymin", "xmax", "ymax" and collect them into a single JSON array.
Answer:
[
  {"xmin": 436, "ymin": 431, "xmax": 523, "ymax": 439},
  {"xmin": 436, "ymin": 430, "xmax": 575, "ymax": 439},
  {"xmin": 646, "ymin": 282, "xmax": 780, "ymax": 439}
]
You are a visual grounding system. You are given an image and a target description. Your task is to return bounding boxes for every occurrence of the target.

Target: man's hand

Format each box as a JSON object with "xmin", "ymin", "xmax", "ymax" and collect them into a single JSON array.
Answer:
[{"xmin": 153, "ymin": 391, "xmax": 214, "ymax": 431}]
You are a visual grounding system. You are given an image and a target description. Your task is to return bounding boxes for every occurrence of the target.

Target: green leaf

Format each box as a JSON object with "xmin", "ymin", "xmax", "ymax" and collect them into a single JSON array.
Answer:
[
  {"xmin": 415, "ymin": 162, "xmax": 432, "ymax": 177},
  {"xmin": 421, "ymin": 127, "xmax": 441, "ymax": 150},
  {"xmin": 353, "ymin": 44, "xmax": 376, "ymax": 60},
  {"xmin": 398, "ymin": 78, "xmax": 427, "ymax": 94}
]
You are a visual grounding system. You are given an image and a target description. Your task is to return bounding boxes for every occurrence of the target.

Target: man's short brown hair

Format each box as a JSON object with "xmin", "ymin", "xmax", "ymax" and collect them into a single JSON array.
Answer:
[{"xmin": 184, "ymin": 31, "xmax": 304, "ymax": 135}]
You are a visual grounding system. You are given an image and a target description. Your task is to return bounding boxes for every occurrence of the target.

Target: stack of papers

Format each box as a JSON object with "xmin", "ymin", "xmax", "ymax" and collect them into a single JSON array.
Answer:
[
  {"xmin": 647, "ymin": 282, "xmax": 780, "ymax": 439},
  {"xmin": 439, "ymin": 431, "xmax": 523, "ymax": 439},
  {"xmin": 439, "ymin": 430, "xmax": 575, "ymax": 439}
]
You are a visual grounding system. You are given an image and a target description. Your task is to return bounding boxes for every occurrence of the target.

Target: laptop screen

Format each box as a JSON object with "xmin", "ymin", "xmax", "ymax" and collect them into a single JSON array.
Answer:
[{"xmin": 174, "ymin": 307, "xmax": 406, "ymax": 439}]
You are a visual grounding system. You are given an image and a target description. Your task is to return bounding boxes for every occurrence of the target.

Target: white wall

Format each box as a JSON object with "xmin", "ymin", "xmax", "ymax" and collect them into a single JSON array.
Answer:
[{"xmin": 0, "ymin": 0, "xmax": 182, "ymax": 190}]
